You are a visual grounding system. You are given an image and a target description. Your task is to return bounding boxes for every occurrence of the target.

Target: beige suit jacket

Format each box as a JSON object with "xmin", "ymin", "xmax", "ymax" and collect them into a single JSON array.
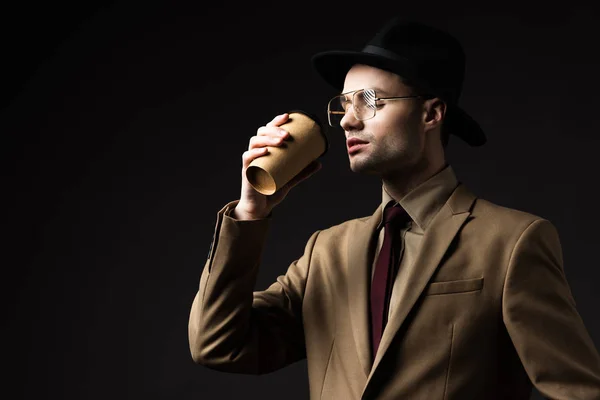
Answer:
[{"xmin": 188, "ymin": 183, "xmax": 600, "ymax": 399}]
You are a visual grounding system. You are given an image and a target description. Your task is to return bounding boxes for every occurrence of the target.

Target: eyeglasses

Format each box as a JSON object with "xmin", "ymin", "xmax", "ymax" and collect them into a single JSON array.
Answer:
[{"xmin": 327, "ymin": 88, "xmax": 423, "ymax": 127}]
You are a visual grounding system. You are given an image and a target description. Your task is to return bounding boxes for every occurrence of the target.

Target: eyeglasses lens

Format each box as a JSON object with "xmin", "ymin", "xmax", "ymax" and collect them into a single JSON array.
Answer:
[{"xmin": 327, "ymin": 89, "xmax": 377, "ymax": 127}]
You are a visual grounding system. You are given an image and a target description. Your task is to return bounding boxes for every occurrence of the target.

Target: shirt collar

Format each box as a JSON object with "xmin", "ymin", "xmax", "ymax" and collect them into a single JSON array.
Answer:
[{"xmin": 378, "ymin": 164, "xmax": 459, "ymax": 233}]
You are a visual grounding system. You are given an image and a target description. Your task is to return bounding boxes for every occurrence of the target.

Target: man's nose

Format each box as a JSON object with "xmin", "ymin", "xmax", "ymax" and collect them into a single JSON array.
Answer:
[{"xmin": 340, "ymin": 106, "xmax": 363, "ymax": 131}]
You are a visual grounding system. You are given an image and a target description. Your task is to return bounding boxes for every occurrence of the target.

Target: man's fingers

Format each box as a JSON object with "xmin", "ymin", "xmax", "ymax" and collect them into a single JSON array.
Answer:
[
  {"xmin": 249, "ymin": 135, "xmax": 285, "ymax": 150},
  {"xmin": 242, "ymin": 147, "xmax": 269, "ymax": 169},
  {"xmin": 266, "ymin": 113, "xmax": 289, "ymax": 127},
  {"xmin": 255, "ymin": 126, "xmax": 290, "ymax": 139}
]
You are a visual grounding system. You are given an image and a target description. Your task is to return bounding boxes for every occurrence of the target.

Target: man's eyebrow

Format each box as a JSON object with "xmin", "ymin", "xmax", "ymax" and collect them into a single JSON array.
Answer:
[
  {"xmin": 341, "ymin": 87, "xmax": 390, "ymax": 96},
  {"xmin": 371, "ymin": 87, "xmax": 390, "ymax": 96}
]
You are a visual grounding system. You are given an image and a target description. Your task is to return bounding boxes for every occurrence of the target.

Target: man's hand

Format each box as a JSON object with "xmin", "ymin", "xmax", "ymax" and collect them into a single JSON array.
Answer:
[{"xmin": 234, "ymin": 113, "xmax": 322, "ymax": 220}]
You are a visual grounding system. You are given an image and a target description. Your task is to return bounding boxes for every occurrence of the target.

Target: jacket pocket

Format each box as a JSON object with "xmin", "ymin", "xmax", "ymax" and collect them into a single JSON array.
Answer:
[{"xmin": 425, "ymin": 277, "xmax": 483, "ymax": 296}]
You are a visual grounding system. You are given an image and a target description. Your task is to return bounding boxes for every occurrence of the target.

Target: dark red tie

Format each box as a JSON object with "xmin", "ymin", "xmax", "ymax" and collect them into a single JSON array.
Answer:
[{"xmin": 370, "ymin": 204, "xmax": 409, "ymax": 359}]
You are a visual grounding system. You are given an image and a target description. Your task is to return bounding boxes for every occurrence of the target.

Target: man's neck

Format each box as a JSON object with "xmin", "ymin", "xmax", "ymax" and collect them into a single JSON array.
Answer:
[{"xmin": 382, "ymin": 161, "xmax": 448, "ymax": 202}]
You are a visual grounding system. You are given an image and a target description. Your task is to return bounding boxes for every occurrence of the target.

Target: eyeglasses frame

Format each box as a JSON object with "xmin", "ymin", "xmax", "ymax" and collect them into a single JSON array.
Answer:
[{"xmin": 327, "ymin": 88, "xmax": 425, "ymax": 127}]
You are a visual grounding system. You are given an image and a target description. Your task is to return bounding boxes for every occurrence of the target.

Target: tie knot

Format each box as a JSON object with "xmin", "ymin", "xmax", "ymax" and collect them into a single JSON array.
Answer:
[{"xmin": 383, "ymin": 205, "xmax": 409, "ymax": 227}]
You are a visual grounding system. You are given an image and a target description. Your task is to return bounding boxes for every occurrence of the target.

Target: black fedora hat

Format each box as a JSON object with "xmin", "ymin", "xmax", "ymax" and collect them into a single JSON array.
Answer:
[{"xmin": 311, "ymin": 18, "xmax": 486, "ymax": 147}]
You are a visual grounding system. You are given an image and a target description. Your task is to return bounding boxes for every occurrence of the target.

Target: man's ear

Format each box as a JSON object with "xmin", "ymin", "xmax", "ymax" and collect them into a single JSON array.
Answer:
[{"xmin": 423, "ymin": 98, "xmax": 446, "ymax": 131}]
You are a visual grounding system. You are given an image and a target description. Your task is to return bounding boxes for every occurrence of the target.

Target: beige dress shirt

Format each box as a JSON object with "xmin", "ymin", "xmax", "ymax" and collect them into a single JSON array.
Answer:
[{"xmin": 372, "ymin": 164, "xmax": 459, "ymax": 322}]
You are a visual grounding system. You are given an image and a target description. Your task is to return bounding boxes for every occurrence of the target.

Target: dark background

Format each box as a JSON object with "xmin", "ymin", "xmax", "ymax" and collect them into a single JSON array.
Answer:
[{"xmin": 3, "ymin": 1, "xmax": 599, "ymax": 399}]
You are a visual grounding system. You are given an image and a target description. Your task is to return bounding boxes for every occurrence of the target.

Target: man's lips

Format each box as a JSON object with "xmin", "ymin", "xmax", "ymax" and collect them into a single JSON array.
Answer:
[{"xmin": 346, "ymin": 137, "xmax": 369, "ymax": 154}]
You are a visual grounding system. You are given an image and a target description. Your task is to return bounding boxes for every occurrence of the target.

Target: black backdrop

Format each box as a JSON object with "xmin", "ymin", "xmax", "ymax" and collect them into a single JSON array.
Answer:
[{"xmin": 3, "ymin": 1, "xmax": 599, "ymax": 399}]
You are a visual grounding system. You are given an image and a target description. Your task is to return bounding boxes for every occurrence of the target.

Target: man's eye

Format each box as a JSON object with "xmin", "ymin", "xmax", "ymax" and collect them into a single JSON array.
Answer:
[{"xmin": 366, "ymin": 100, "xmax": 381, "ymax": 110}]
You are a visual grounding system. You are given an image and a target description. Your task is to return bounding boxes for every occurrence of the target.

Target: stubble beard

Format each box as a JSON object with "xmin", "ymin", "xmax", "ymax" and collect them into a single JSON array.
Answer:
[{"xmin": 349, "ymin": 136, "xmax": 418, "ymax": 178}]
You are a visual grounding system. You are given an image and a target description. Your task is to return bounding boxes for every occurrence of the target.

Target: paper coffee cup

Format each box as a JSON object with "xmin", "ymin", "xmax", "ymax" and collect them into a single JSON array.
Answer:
[{"xmin": 246, "ymin": 110, "xmax": 328, "ymax": 195}]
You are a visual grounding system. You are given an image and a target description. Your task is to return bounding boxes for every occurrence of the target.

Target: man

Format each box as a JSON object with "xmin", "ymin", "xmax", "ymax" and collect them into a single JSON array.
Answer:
[{"xmin": 188, "ymin": 18, "xmax": 600, "ymax": 399}]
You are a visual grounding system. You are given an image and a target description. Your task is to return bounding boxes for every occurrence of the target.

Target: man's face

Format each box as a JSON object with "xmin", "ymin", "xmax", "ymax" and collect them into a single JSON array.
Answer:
[{"xmin": 340, "ymin": 64, "xmax": 426, "ymax": 179}]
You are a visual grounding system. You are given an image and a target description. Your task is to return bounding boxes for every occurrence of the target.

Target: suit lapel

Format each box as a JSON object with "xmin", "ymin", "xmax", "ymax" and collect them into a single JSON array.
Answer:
[
  {"xmin": 347, "ymin": 205, "xmax": 383, "ymax": 377},
  {"xmin": 364, "ymin": 183, "xmax": 477, "ymax": 386}
]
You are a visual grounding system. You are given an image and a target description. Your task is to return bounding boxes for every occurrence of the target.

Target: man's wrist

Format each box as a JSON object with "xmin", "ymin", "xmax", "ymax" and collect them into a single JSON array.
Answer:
[{"xmin": 231, "ymin": 205, "xmax": 269, "ymax": 221}]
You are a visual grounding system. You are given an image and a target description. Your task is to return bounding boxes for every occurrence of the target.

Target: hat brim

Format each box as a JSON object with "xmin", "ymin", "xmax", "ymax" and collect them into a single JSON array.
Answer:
[
  {"xmin": 311, "ymin": 50, "xmax": 487, "ymax": 147},
  {"xmin": 445, "ymin": 104, "xmax": 487, "ymax": 147}
]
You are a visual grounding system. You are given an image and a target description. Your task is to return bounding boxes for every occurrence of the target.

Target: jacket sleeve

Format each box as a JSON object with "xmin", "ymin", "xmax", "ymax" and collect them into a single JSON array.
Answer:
[
  {"xmin": 503, "ymin": 218, "xmax": 600, "ymax": 399},
  {"xmin": 188, "ymin": 201, "xmax": 320, "ymax": 375}
]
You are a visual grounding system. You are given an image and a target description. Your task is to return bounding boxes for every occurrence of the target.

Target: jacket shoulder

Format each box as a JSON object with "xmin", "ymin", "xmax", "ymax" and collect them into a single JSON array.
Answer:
[
  {"xmin": 318, "ymin": 214, "xmax": 372, "ymax": 234},
  {"xmin": 309, "ymin": 211, "xmax": 375, "ymax": 245},
  {"xmin": 469, "ymin": 196, "xmax": 558, "ymax": 242},
  {"xmin": 473, "ymin": 197, "xmax": 547, "ymax": 224}
]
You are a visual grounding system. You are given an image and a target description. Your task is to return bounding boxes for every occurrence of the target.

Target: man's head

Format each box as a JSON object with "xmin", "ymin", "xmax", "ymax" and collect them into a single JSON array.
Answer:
[
  {"xmin": 312, "ymin": 18, "xmax": 485, "ymax": 160},
  {"xmin": 337, "ymin": 64, "xmax": 447, "ymax": 179}
]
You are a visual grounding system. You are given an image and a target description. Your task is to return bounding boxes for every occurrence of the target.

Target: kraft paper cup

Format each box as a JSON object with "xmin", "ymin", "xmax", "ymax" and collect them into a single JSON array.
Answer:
[{"xmin": 246, "ymin": 110, "xmax": 328, "ymax": 195}]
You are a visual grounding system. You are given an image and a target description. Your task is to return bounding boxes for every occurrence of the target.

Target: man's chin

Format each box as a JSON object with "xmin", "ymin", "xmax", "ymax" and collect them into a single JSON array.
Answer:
[{"xmin": 349, "ymin": 160, "xmax": 380, "ymax": 175}]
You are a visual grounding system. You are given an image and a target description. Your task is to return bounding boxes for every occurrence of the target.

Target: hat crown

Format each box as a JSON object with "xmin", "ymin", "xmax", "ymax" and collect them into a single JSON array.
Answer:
[{"xmin": 366, "ymin": 19, "xmax": 466, "ymax": 103}]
